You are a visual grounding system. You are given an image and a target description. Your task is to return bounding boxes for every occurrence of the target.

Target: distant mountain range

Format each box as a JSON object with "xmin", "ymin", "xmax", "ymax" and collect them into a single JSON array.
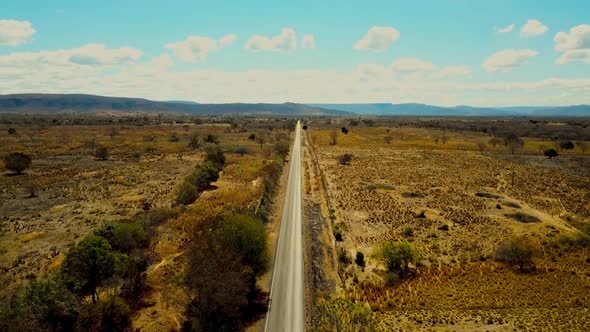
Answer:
[
  {"xmin": 0, "ymin": 94, "xmax": 588, "ymax": 117},
  {"xmin": 308, "ymin": 103, "xmax": 590, "ymax": 117},
  {"xmin": 0, "ymin": 94, "xmax": 349, "ymax": 116}
]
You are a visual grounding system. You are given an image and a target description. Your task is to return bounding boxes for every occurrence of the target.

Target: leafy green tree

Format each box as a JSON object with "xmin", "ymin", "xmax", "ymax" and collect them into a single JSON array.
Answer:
[
  {"xmin": 62, "ymin": 235, "xmax": 126, "ymax": 303},
  {"xmin": 3, "ymin": 152, "xmax": 32, "ymax": 174},
  {"xmin": 176, "ymin": 180, "xmax": 199, "ymax": 205},
  {"xmin": 373, "ymin": 241, "xmax": 418, "ymax": 276},
  {"xmin": 218, "ymin": 214, "xmax": 269, "ymax": 277},
  {"xmin": 77, "ymin": 296, "xmax": 131, "ymax": 332},
  {"xmin": 188, "ymin": 133, "xmax": 202, "ymax": 150},
  {"xmin": 273, "ymin": 142, "xmax": 289, "ymax": 159},
  {"xmin": 187, "ymin": 162, "xmax": 220, "ymax": 191},
  {"xmin": 94, "ymin": 222, "xmax": 147, "ymax": 254},
  {"xmin": 186, "ymin": 222, "xmax": 250, "ymax": 331},
  {"xmin": 544, "ymin": 148, "xmax": 558, "ymax": 159},
  {"xmin": 559, "ymin": 140, "xmax": 575, "ymax": 150},
  {"xmin": 205, "ymin": 133, "xmax": 219, "ymax": 144},
  {"xmin": 0, "ymin": 277, "xmax": 79, "ymax": 332},
  {"xmin": 205, "ymin": 145, "xmax": 225, "ymax": 170},
  {"xmin": 8, "ymin": 127, "xmax": 16, "ymax": 135},
  {"xmin": 496, "ymin": 235, "xmax": 539, "ymax": 272}
]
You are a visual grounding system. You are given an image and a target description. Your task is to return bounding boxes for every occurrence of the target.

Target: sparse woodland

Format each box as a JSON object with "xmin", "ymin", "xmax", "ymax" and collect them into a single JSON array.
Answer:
[{"xmin": 0, "ymin": 114, "xmax": 294, "ymax": 331}]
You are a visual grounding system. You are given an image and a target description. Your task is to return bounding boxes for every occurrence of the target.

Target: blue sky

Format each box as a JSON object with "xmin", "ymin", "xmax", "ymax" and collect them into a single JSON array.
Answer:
[{"xmin": 1, "ymin": 0, "xmax": 589, "ymax": 105}]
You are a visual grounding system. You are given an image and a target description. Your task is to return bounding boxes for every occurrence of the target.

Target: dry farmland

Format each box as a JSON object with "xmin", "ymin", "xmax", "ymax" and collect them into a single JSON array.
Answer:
[
  {"xmin": 0, "ymin": 118, "xmax": 292, "ymax": 330},
  {"xmin": 305, "ymin": 122, "xmax": 590, "ymax": 331}
]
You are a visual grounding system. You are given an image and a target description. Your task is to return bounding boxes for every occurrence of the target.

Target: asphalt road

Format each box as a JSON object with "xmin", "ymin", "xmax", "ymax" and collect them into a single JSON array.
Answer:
[{"xmin": 264, "ymin": 121, "xmax": 303, "ymax": 332}]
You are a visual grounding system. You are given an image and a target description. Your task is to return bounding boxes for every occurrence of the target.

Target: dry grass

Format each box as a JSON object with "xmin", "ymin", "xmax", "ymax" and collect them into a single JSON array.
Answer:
[
  {"xmin": 308, "ymin": 125, "xmax": 590, "ymax": 330},
  {"xmin": 0, "ymin": 123, "xmax": 286, "ymax": 332}
]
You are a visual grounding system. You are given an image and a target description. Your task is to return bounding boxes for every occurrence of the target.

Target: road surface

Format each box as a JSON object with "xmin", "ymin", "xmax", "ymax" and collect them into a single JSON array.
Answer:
[{"xmin": 264, "ymin": 121, "xmax": 304, "ymax": 332}]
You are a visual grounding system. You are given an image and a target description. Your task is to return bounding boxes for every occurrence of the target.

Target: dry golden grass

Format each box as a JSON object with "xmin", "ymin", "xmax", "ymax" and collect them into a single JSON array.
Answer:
[{"xmin": 308, "ymin": 125, "xmax": 590, "ymax": 330}]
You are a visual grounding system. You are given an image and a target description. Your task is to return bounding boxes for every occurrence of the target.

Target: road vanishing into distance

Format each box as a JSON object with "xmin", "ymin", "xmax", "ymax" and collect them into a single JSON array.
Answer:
[{"xmin": 264, "ymin": 121, "xmax": 304, "ymax": 332}]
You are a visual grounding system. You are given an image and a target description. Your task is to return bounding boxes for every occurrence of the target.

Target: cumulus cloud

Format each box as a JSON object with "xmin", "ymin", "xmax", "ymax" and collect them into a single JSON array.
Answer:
[
  {"xmin": 353, "ymin": 26, "xmax": 400, "ymax": 51},
  {"xmin": 0, "ymin": 19, "xmax": 36, "ymax": 46},
  {"xmin": 431, "ymin": 65, "xmax": 471, "ymax": 79},
  {"xmin": 245, "ymin": 28, "xmax": 296, "ymax": 52},
  {"xmin": 495, "ymin": 24, "xmax": 515, "ymax": 33},
  {"xmin": 166, "ymin": 34, "xmax": 235, "ymax": 62},
  {"xmin": 521, "ymin": 19, "xmax": 548, "ymax": 37},
  {"xmin": 302, "ymin": 34, "xmax": 315, "ymax": 49},
  {"xmin": 391, "ymin": 57, "xmax": 436, "ymax": 72},
  {"xmin": 554, "ymin": 24, "xmax": 590, "ymax": 64},
  {"xmin": 482, "ymin": 49, "xmax": 538, "ymax": 72}
]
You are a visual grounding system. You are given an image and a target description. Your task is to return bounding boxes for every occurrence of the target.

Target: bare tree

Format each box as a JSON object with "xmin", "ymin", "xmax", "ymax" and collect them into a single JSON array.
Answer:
[
  {"xmin": 329, "ymin": 130, "xmax": 338, "ymax": 146},
  {"xmin": 477, "ymin": 142, "xmax": 486, "ymax": 154},
  {"xmin": 384, "ymin": 134, "xmax": 393, "ymax": 145},
  {"xmin": 578, "ymin": 141, "xmax": 588, "ymax": 154},
  {"xmin": 255, "ymin": 133, "xmax": 266, "ymax": 150},
  {"xmin": 504, "ymin": 134, "xmax": 524, "ymax": 154},
  {"xmin": 441, "ymin": 135, "xmax": 448, "ymax": 144},
  {"xmin": 434, "ymin": 136, "xmax": 440, "ymax": 144},
  {"xmin": 488, "ymin": 138, "xmax": 502, "ymax": 148}
]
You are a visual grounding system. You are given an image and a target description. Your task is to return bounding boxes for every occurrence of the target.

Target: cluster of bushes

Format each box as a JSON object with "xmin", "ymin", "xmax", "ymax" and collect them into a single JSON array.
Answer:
[
  {"xmin": 175, "ymin": 145, "xmax": 225, "ymax": 206},
  {"xmin": 372, "ymin": 241, "xmax": 419, "ymax": 284},
  {"xmin": 256, "ymin": 158, "xmax": 285, "ymax": 223},
  {"xmin": 0, "ymin": 208, "xmax": 176, "ymax": 331},
  {"xmin": 184, "ymin": 214, "xmax": 270, "ymax": 331}
]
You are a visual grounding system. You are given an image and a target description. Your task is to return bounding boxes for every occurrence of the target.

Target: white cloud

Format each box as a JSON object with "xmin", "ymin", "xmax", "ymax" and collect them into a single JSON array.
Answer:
[
  {"xmin": 355, "ymin": 63, "xmax": 392, "ymax": 79},
  {"xmin": 0, "ymin": 44, "xmax": 142, "ymax": 67},
  {"xmin": 482, "ymin": 49, "xmax": 538, "ymax": 72},
  {"xmin": 431, "ymin": 65, "xmax": 471, "ymax": 79},
  {"xmin": 302, "ymin": 34, "xmax": 315, "ymax": 49},
  {"xmin": 521, "ymin": 19, "xmax": 548, "ymax": 37},
  {"xmin": 555, "ymin": 49, "xmax": 590, "ymax": 65},
  {"xmin": 0, "ymin": 20, "xmax": 36, "ymax": 46},
  {"xmin": 2, "ymin": 58, "xmax": 590, "ymax": 106},
  {"xmin": 245, "ymin": 28, "xmax": 296, "ymax": 52},
  {"xmin": 166, "ymin": 34, "xmax": 235, "ymax": 62},
  {"xmin": 495, "ymin": 24, "xmax": 515, "ymax": 33},
  {"xmin": 554, "ymin": 24, "xmax": 590, "ymax": 64},
  {"xmin": 219, "ymin": 34, "xmax": 237, "ymax": 47},
  {"xmin": 353, "ymin": 26, "xmax": 400, "ymax": 51},
  {"xmin": 391, "ymin": 57, "xmax": 436, "ymax": 72}
]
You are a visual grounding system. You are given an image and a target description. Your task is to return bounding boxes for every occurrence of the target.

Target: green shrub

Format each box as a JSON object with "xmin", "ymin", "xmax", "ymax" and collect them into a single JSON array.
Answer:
[
  {"xmin": 3, "ymin": 152, "xmax": 32, "ymax": 174},
  {"xmin": 373, "ymin": 241, "xmax": 418, "ymax": 276},
  {"xmin": 176, "ymin": 180, "xmax": 199, "ymax": 205},
  {"xmin": 77, "ymin": 296, "xmax": 131, "ymax": 332},
  {"xmin": 496, "ymin": 235, "xmax": 539, "ymax": 272},
  {"xmin": 62, "ymin": 235, "xmax": 127, "ymax": 303},
  {"xmin": 94, "ymin": 222, "xmax": 147, "ymax": 254},
  {"xmin": 95, "ymin": 146, "xmax": 108, "ymax": 161},
  {"xmin": 355, "ymin": 251, "xmax": 365, "ymax": 267},
  {"xmin": 205, "ymin": 145, "xmax": 225, "ymax": 170}
]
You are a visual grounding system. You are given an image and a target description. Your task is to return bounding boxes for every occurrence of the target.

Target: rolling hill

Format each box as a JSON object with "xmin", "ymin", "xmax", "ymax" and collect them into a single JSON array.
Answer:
[
  {"xmin": 309, "ymin": 103, "xmax": 590, "ymax": 117},
  {"xmin": 0, "ymin": 94, "xmax": 349, "ymax": 116}
]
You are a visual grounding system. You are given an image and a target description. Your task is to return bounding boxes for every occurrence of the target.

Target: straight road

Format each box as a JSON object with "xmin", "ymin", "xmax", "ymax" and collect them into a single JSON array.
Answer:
[{"xmin": 264, "ymin": 121, "xmax": 303, "ymax": 332}]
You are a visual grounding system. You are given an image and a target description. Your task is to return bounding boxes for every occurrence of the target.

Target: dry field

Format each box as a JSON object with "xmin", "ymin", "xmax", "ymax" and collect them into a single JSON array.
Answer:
[
  {"xmin": 306, "ymin": 123, "xmax": 590, "ymax": 331},
  {"xmin": 0, "ymin": 120, "xmax": 288, "ymax": 330}
]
